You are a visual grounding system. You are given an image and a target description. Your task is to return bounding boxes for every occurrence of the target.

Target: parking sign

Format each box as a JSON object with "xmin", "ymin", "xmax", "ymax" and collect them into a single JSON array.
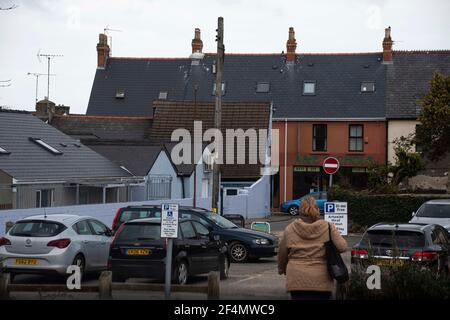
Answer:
[
  {"xmin": 161, "ymin": 204, "xmax": 179, "ymax": 238},
  {"xmin": 324, "ymin": 202, "xmax": 348, "ymax": 235}
]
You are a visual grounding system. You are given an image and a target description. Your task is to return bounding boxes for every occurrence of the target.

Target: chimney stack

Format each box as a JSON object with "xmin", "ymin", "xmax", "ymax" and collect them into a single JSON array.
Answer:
[
  {"xmin": 192, "ymin": 28, "xmax": 203, "ymax": 53},
  {"xmin": 286, "ymin": 27, "xmax": 297, "ymax": 63},
  {"xmin": 382, "ymin": 26, "xmax": 393, "ymax": 64},
  {"xmin": 97, "ymin": 33, "xmax": 110, "ymax": 69}
]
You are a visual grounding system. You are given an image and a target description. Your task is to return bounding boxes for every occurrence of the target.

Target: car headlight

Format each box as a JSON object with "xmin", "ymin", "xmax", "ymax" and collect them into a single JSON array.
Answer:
[{"xmin": 253, "ymin": 238, "xmax": 270, "ymax": 245}]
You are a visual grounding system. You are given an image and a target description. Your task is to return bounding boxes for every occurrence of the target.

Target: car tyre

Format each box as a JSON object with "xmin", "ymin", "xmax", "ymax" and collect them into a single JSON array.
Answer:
[
  {"xmin": 220, "ymin": 255, "xmax": 230, "ymax": 280},
  {"xmin": 288, "ymin": 205, "xmax": 299, "ymax": 216},
  {"xmin": 229, "ymin": 242, "xmax": 248, "ymax": 263},
  {"xmin": 72, "ymin": 254, "xmax": 85, "ymax": 281},
  {"xmin": 173, "ymin": 260, "xmax": 189, "ymax": 285}
]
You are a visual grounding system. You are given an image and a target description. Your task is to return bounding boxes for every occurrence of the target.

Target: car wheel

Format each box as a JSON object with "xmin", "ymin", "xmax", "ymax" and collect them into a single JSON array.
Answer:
[
  {"xmin": 288, "ymin": 205, "xmax": 299, "ymax": 216},
  {"xmin": 230, "ymin": 242, "xmax": 248, "ymax": 263},
  {"xmin": 72, "ymin": 254, "xmax": 85, "ymax": 281},
  {"xmin": 220, "ymin": 255, "xmax": 230, "ymax": 280},
  {"xmin": 174, "ymin": 260, "xmax": 189, "ymax": 285}
]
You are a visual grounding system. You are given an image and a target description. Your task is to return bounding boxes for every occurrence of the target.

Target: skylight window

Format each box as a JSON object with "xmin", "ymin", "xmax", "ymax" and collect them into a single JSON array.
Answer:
[
  {"xmin": 303, "ymin": 81, "xmax": 316, "ymax": 95},
  {"xmin": 115, "ymin": 90, "xmax": 125, "ymax": 99},
  {"xmin": 29, "ymin": 138, "xmax": 63, "ymax": 155},
  {"xmin": 361, "ymin": 82, "xmax": 375, "ymax": 93},
  {"xmin": 212, "ymin": 82, "xmax": 226, "ymax": 96},
  {"xmin": 0, "ymin": 146, "xmax": 10, "ymax": 154},
  {"xmin": 158, "ymin": 92, "xmax": 168, "ymax": 100},
  {"xmin": 256, "ymin": 82, "xmax": 270, "ymax": 93}
]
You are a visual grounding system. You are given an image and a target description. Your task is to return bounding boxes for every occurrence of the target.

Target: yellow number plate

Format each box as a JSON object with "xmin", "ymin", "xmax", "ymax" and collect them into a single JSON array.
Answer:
[
  {"xmin": 126, "ymin": 248, "xmax": 150, "ymax": 256},
  {"xmin": 375, "ymin": 259, "xmax": 405, "ymax": 267},
  {"xmin": 15, "ymin": 258, "xmax": 39, "ymax": 265}
]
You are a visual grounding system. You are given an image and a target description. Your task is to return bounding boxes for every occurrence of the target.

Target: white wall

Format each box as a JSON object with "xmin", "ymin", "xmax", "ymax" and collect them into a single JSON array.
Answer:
[
  {"xmin": 388, "ymin": 120, "xmax": 419, "ymax": 163},
  {"xmin": 0, "ymin": 197, "xmax": 212, "ymax": 235},
  {"xmin": 148, "ymin": 151, "xmax": 183, "ymax": 199}
]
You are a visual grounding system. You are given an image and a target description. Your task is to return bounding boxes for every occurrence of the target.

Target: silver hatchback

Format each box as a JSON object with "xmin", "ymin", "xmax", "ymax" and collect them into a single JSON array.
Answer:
[{"xmin": 0, "ymin": 214, "xmax": 112, "ymax": 278}]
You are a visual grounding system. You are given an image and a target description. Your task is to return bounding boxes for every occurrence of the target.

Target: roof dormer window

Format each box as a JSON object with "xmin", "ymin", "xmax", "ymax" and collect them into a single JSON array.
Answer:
[
  {"xmin": 361, "ymin": 82, "xmax": 375, "ymax": 93},
  {"xmin": 256, "ymin": 82, "xmax": 270, "ymax": 93},
  {"xmin": 303, "ymin": 81, "xmax": 316, "ymax": 95},
  {"xmin": 0, "ymin": 146, "xmax": 10, "ymax": 154},
  {"xmin": 115, "ymin": 90, "xmax": 125, "ymax": 99},
  {"xmin": 29, "ymin": 138, "xmax": 63, "ymax": 155}
]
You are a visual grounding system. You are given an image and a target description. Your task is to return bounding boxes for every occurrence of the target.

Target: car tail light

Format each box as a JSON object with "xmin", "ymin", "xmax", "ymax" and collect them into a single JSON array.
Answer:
[
  {"xmin": 0, "ymin": 237, "xmax": 11, "ymax": 246},
  {"xmin": 411, "ymin": 251, "xmax": 438, "ymax": 262},
  {"xmin": 47, "ymin": 238, "xmax": 71, "ymax": 249},
  {"xmin": 351, "ymin": 248, "xmax": 369, "ymax": 259},
  {"xmin": 111, "ymin": 208, "xmax": 121, "ymax": 231}
]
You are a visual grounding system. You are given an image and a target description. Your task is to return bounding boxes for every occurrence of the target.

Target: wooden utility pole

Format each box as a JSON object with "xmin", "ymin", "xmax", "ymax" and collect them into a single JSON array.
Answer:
[{"xmin": 212, "ymin": 17, "xmax": 224, "ymax": 214}]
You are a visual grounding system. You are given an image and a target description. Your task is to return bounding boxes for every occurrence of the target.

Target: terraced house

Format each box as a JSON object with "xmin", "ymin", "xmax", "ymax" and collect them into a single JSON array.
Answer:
[{"xmin": 82, "ymin": 26, "xmax": 449, "ymax": 209}]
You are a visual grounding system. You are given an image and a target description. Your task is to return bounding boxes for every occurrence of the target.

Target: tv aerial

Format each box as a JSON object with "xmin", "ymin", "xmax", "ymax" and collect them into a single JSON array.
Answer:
[
  {"xmin": 37, "ymin": 49, "xmax": 63, "ymax": 102},
  {"xmin": 0, "ymin": 79, "xmax": 11, "ymax": 88},
  {"xmin": 104, "ymin": 25, "xmax": 122, "ymax": 55},
  {"xmin": 27, "ymin": 72, "xmax": 56, "ymax": 103}
]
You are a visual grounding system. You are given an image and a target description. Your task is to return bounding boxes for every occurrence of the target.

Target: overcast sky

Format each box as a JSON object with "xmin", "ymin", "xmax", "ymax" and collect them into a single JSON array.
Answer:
[{"xmin": 1, "ymin": 0, "xmax": 449, "ymax": 114}]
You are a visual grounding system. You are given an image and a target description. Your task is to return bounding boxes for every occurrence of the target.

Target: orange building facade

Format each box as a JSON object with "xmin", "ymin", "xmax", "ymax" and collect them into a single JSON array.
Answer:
[{"xmin": 272, "ymin": 120, "xmax": 386, "ymax": 207}]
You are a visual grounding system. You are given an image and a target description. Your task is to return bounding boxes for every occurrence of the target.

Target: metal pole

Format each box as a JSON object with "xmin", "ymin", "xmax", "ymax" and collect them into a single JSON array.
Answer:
[
  {"xmin": 47, "ymin": 57, "xmax": 50, "ymax": 100},
  {"xmin": 35, "ymin": 75, "xmax": 39, "ymax": 103},
  {"xmin": 329, "ymin": 174, "xmax": 333, "ymax": 189},
  {"xmin": 212, "ymin": 17, "xmax": 224, "ymax": 213},
  {"xmin": 165, "ymin": 238, "xmax": 173, "ymax": 299}
]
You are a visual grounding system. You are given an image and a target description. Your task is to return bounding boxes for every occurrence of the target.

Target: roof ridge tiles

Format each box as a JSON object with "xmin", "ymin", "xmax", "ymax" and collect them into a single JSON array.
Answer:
[{"xmin": 54, "ymin": 115, "xmax": 153, "ymax": 120}]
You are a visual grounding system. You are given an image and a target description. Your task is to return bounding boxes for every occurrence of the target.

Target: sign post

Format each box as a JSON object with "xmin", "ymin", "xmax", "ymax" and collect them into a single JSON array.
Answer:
[
  {"xmin": 323, "ymin": 157, "xmax": 340, "ymax": 188},
  {"xmin": 324, "ymin": 202, "xmax": 348, "ymax": 235},
  {"xmin": 161, "ymin": 203, "xmax": 179, "ymax": 300}
]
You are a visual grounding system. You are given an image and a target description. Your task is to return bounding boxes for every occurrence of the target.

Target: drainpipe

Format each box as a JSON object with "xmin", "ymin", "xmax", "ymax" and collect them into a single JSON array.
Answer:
[
  {"xmin": 284, "ymin": 118, "xmax": 288, "ymax": 203},
  {"xmin": 181, "ymin": 176, "xmax": 186, "ymax": 198}
]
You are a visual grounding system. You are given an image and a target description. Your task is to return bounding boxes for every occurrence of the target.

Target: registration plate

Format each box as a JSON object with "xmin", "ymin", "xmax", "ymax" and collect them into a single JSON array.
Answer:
[
  {"xmin": 126, "ymin": 248, "xmax": 150, "ymax": 256},
  {"xmin": 375, "ymin": 259, "xmax": 405, "ymax": 267},
  {"xmin": 15, "ymin": 258, "xmax": 39, "ymax": 266}
]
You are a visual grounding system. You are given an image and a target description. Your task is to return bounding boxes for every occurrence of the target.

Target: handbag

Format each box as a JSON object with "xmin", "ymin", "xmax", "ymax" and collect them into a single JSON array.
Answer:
[{"xmin": 324, "ymin": 223, "xmax": 349, "ymax": 283}]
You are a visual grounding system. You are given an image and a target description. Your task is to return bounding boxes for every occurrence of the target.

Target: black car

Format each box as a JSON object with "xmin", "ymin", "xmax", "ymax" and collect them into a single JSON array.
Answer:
[
  {"xmin": 112, "ymin": 206, "xmax": 278, "ymax": 262},
  {"xmin": 109, "ymin": 218, "xmax": 230, "ymax": 284},
  {"xmin": 351, "ymin": 222, "xmax": 450, "ymax": 274}
]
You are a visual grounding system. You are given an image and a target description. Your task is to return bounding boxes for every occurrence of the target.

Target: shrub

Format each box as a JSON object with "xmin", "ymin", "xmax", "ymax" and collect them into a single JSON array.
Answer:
[{"xmin": 328, "ymin": 186, "xmax": 439, "ymax": 227}]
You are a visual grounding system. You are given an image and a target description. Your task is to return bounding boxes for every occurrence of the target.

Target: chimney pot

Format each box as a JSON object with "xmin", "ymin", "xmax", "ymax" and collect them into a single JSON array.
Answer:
[
  {"xmin": 286, "ymin": 27, "xmax": 297, "ymax": 63},
  {"xmin": 192, "ymin": 28, "xmax": 203, "ymax": 53}
]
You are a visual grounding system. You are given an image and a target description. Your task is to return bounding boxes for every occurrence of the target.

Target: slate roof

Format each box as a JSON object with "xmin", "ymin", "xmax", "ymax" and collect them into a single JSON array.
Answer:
[
  {"xmin": 51, "ymin": 115, "xmax": 153, "ymax": 143},
  {"xmin": 87, "ymin": 145, "xmax": 163, "ymax": 176},
  {"xmin": 0, "ymin": 111, "xmax": 131, "ymax": 181},
  {"xmin": 386, "ymin": 51, "xmax": 450, "ymax": 119},
  {"xmin": 87, "ymin": 53, "xmax": 386, "ymax": 119}
]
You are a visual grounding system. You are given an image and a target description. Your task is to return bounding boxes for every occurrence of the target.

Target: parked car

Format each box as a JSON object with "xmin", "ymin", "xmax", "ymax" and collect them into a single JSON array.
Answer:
[
  {"xmin": 0, "ymin": 214, "xmax": 112, "ymax": 280},
  {"xmin": 351, "ymin": 222, "xmax": 450, "ymax": 274},
  {"xmin": 112, "ymin": 206, "xmax": 278, "ymax": 262},
  {"xmin": 108, "ymin": 217, "xmax": 230, "ymax": 284},
  {"xmin": 280, "ymin": 191, "xmax": 327, "ymax": 215},
  {"xmin": 410, "ymin": 199, "xmax": 450, "ymax": 232}
]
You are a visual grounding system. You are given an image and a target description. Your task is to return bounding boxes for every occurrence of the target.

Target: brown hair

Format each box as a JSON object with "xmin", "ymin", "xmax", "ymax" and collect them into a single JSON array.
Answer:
[{"xmin": 299, "ymin": 195, "xmax": 320, "ymax": 220}]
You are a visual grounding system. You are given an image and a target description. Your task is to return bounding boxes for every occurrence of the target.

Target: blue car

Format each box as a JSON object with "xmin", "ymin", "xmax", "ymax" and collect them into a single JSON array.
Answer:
[{"xmin": 280, "ymin": 192, "xmax": 328, "ymax": 216}]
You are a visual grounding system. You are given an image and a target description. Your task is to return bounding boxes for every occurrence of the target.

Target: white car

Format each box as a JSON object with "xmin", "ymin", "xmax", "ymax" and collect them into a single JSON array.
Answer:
[
  {"xmin": 0, "ymin": 214, "xmax": 112, "ymax": 280},
  {"xmin": 410, "ymin": 199, "xmax": 450, "ymax": 232}
]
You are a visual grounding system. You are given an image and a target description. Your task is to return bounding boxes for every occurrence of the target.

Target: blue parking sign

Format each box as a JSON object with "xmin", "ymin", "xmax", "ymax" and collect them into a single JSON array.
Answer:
[{"xmin": 325, "ymin": 202, "xmax": 336, "ymax": 213}]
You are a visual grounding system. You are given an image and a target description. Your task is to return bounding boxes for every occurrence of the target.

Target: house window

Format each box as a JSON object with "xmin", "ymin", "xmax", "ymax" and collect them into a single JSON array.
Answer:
[
  {"xmin": 256, "ymin": 82, "xmax": 270, "ymax": 93},
  {"xmin": 115, "ymin": 90, "xmax": 125, "ymax": 99},
  {"xmin": 158, "ymin": 92, "xmax": 168, "ymax": 100},
  {"xmin": 29, "ymin": 138, "xmax": 63, "ymax": 155},
  {"xmin": 212, "ymin": 82, "xmax": 226, "ymax": 95},
  {"xmin": 313, "ymin": 124, "xmax": 327, "ymax": 151},
  {"xmin": 0, "ymin": 146, "xmax": 10, "ymax": 154},
  {"xmin": 36, "ymin": 189, "xmax": 54, "ymax": 208},
  {"xmin": 303, "ymin": 81, "xmax": 316, "ymax": 95},
  {"xmin": 349, "ymin": 125, "xmax": 364, "ymax": 152},
  {"xmin": 361, "ymin": 82, "xmax": 375, "ymax": 93}
]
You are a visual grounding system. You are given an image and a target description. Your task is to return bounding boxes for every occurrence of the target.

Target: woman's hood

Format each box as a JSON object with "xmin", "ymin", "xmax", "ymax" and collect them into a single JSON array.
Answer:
[{"xmin": 289, "ymin": 218, "xmax": 328, "ymax": 240}]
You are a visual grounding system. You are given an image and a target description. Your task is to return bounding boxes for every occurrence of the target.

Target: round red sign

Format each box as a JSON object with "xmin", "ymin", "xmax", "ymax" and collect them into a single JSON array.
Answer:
[{"xmin": 323, "ymin": 157, "xmax": 340, "ymax": 175}]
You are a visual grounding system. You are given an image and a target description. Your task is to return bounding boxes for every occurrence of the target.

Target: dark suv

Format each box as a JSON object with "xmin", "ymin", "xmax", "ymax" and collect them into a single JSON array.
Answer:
[
  {"xmin": 109, "ymin": 218, "xmax": 230, "ymax": 284},
  {"xmin": 112, "ymin": 205, "xmax": 278, "ymax": 262},
  {"xmin": 351, "ymin": 223, "xmax": 450, "ymax": 274}
]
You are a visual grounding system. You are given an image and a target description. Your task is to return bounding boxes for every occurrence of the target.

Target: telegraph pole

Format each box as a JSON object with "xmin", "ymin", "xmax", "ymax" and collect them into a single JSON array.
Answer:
[{"xmin": 212, "ymin": 17, "xmax": 224, "ymax": 214}]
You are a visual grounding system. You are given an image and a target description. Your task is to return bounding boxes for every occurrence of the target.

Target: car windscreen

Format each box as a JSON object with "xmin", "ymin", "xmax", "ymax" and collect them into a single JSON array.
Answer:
[
  {"xmin": 9, "ymin": 220, "xmax": 66, "ymax": 237},
  {"xmin": 119, "ymin": 209, "xmax": 160, "ymax": 223},
  {"xmin": 416, "ymin": 204, "xmax": 450, "ymax": 218},
  {"xmin": 116, "ymin": 223, "xmax": 161, "ymax": 242},
  {"xmin": 204, "ymin": 212, "xmax": 238, "ymax": 229},
  {"xmin": 361, "ymin": 230, "xmax": 425, "ymax": 248}
]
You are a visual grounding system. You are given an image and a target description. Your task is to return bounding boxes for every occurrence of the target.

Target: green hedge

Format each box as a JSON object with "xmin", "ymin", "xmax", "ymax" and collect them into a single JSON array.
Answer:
[{"xmin": 328, "ymin": 186, "xmax": 442, "ymax": 227}]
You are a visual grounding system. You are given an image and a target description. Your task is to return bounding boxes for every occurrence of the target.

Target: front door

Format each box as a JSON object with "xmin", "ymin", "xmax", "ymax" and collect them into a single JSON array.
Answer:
[{"xmin": 192, "ymin": 221, "xmax": 218, "ymax": 271}]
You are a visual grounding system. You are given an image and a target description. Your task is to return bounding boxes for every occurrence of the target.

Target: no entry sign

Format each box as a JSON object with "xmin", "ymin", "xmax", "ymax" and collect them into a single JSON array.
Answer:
[{"xmin": 323, "ymin": 157, "xmax": 340, "ymax": 175}]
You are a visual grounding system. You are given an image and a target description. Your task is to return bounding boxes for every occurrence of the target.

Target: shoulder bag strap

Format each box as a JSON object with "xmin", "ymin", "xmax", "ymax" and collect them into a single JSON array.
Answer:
[{"xmin": 328, "ymin": 222, "xmax": 332, "ymax": 241}]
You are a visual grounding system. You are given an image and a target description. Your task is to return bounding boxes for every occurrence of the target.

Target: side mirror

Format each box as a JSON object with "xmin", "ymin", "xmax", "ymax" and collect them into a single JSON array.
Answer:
[
  {"xmin": 104, "ymin": 229, "xmax": 113, "ymax": 237},
  {"xmin": 210, "ymin": 232, "xmax": 220, "ymax": 241}
]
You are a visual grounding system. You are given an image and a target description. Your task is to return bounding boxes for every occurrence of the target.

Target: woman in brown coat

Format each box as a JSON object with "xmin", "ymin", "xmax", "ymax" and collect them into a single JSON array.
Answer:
[{"xmin": 278, "ymin": 196, "xmax": 347, "ymax": 300}]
